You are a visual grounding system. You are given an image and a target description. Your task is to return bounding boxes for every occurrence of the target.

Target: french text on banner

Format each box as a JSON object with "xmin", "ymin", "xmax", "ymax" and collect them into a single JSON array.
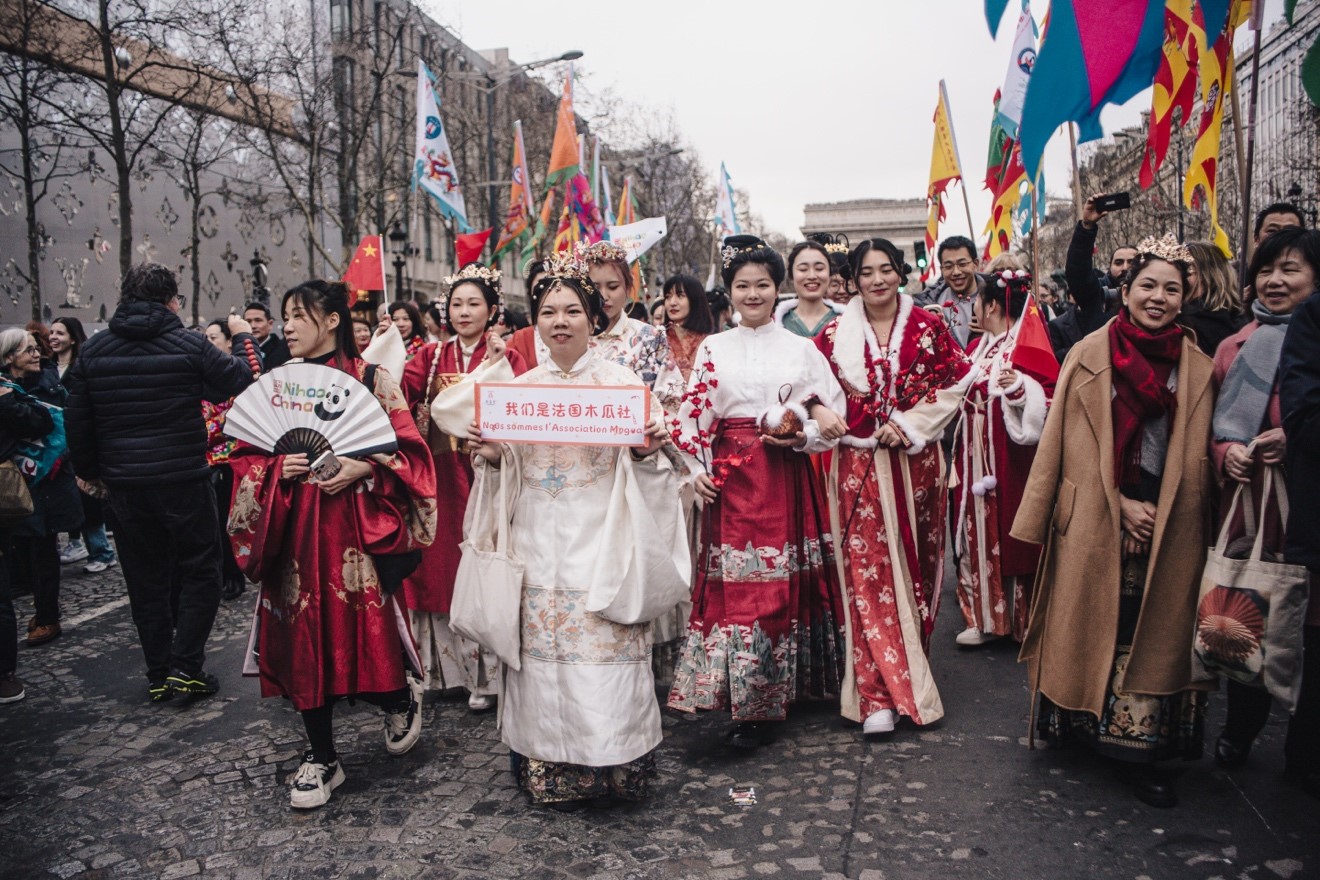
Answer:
[{"xmin": 474, "ymin": 383, "xmax": 651, "ymax": 446}]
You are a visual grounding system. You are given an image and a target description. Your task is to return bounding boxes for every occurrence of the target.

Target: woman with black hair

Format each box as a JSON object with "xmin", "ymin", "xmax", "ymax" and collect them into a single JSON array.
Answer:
[
  {"xmin": 387, "ymin": 300, "xmax": 426, "ymax": 360},
  {"xmin": 227, "ymin": 279, "xmax": 438, "ymax": 809},
  {"xmin": 465, "ymin": 257, "xmax": 679, "ymax": 809},
  {"xmin": 421, "ymin": 301, "xmax": 446, "ymax": 344},
  {"xmin": 777, "ymin": 241, "xmax": 843, "ymax": 338},
  {"xmin": 582, "ymin": 241, "xmax": 669, "ymax": 388},
  {"xmin": 1013, "ymin": 235, "xmax": 1216, "ymax": 808},
  {"xmin": 952, "ymin": 271, "xmax": 1050, "ymax": 648},
  {"xmin": 666, "ymin": 235, "xmax": 848, "ymax": 748},
  {"xmin": 653, "ymin": 273, "xmax": 715, "ymax": 417},
  {"xmin": 815, "ymin": 238, "xmax": 974, "ymax": 737},
  {"xmin": 507, "ymin": 260, "xmax": 550, "ymax": 367},
  {"xmin": 827, "ymin": 248, "xmax": 855, "ymax": 306},
  {"xmin": 202, "ymin": 319, "xmax": 258, "ymax": 600},
  {"xmin": 399, "ymin": 264, "xmax": 527, "ymax": 713}
]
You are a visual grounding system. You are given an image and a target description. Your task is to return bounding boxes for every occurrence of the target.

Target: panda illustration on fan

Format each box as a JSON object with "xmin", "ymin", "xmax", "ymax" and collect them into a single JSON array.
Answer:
[{"xmin": 315, "ymin": 383, "xmax": 351, "ymax": 422}]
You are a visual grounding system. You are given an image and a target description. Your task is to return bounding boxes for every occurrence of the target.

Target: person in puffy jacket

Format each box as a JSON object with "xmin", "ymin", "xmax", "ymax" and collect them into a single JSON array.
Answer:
[{"xmin": 64, "ymin": 262, "xmax": 259, "ymax": 704}]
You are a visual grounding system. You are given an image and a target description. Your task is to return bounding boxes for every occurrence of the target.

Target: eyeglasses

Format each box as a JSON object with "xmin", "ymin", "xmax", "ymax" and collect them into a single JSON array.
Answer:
[
  {"xmin": 940, "ymin": 259, "xmax": 976, "ymax": 272},
  {"xmin": 18, "ymin": 345, "xmax": 40, "ymax": 356}
]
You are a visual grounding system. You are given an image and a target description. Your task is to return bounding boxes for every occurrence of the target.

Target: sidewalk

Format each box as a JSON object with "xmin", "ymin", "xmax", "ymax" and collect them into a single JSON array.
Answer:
[{"xmin": 1, "ymin": 565, "xmax": 1315, "ymax": 879}]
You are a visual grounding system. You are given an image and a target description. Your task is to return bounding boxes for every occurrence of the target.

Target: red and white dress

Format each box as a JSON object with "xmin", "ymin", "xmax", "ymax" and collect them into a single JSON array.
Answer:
[
  {"xmin": 952, "ymin": 326, "xmax": 1049, "ymax": 642},
  {"xmin": 666, "ymin": 322, "xmax": 848, "ymax": 722},
  {"xmin": 399, "ymin": 337, "xmax": 527, "ymax": 694},
  {"xmin": 815, "ymin": 296, "xmax": 973, "ymax": 726}
]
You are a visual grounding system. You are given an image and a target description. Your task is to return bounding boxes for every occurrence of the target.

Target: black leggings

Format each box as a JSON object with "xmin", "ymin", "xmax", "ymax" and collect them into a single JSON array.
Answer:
[{"xmin": 300, "ymin": 688, "xmax": 409, "ymax": 763}]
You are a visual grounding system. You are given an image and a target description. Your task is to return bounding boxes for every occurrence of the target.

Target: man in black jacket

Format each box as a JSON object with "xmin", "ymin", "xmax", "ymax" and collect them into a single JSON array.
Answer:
[
  {"xmin": 1048, "ymin": 195, "xmax": 1137, "ymax": 363},
  {"xmin": 243, "ymin": 301, "xmax": 290, "ymax": 369},
  {"xmin": 65, "ymin": 263, "xmax": 258, "ymax": 703}
]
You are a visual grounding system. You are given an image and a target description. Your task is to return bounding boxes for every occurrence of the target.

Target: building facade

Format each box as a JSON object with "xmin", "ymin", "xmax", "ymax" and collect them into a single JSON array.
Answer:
[{"xmin": 800, "ymin": 198, "xmax": 931, "ymax": 261}]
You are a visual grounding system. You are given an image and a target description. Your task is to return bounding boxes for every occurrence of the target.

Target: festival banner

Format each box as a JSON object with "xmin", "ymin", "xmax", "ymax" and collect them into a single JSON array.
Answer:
[
  {"xmin": 924, "ymin": 82, "xmax": 963, "ymax": 280},
  {"xmin": 546, "ymin": 68, "xmax": 578, "ymax": 186},
  {"xmin": 600, "ymin": 164, "xmax": 615, "ymax": 226},
  {"xmin": 616, "ymin": 175, "xmax": 636, "ymax": 226},
  {"xmin": 1140, "ymin": 0, "xmax": 1198, "ymax": 188},
  {"xmin": 607, "ymin": 217, "xmax": 667, "ymax": 264},
  {"xmin": 713, "ymin": 162, "xmax": 741, "ymax": 238},
  {"xmin": 995, "ymin": 4, "xmax": 1038, "ymax": 135},
  {"xmin": 455, "ymin": 228, "xmax": 492, "ymax": 267},
  {"xmin": 493, "ymin": 120, "xmax": 536, "ymax": 258},
  {"xmin": 475, "ymin": 383, "xmax": 651, "ymax": 446},
  {"xmin": 413, "ymin": 60, "xmax": 467, "ymax": 228}
]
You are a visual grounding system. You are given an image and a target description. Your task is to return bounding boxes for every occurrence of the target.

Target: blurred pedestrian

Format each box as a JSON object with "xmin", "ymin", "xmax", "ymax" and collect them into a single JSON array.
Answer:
[
  {"xmin": 243, "ymin": 301, "xmax": 290, "ymax": 369},
  {"xmin": 583, "ymin": 242, "xmax": 669, "ymax": 388},
  {"xmin": 202, "ymin": 319, "xmax": 256, "ymax": 601},
  {"xmin": 1048, "ymin": 195, "xmax": 1134, "ymax": 363},
  {"xmin": 914, "ymin": 235, "xmax": 985, "ymax": 350},
  {"xmin": 387, "ymin": 300, "xmax": 426, "ymax": 361},
  {"xmin": 1182, "ymin": 241, "xmax": 1247, "ymax": 356}
]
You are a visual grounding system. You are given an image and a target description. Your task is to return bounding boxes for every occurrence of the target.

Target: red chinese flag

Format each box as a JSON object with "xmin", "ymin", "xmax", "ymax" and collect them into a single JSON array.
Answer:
[
  {"xmin": 1010, "ymin": 295, "xmax": 1059, "ymax": 393},
  {"xmin": 455, "ymin": 228, "xmax": 493, "ymax": 267},
  {"xmin": 342, "ymin": 235, "xmax": 386, "ymax": 302}
]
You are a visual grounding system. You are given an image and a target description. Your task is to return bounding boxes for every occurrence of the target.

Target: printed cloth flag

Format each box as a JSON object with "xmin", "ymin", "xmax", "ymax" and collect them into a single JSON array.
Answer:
[
  {"xmin": 986, "ymin": 0, "xmax": 1014, "ymax": 36},
  {"xmin": 606, "ymin": 217, "xmax": 667, "ymax": 264},
  {"xmin": 986, "ymin": 91, "xmax": 1013, "ymax": 191},
  {"xmin": 552, "ymin": 190, "xmax": 575, "ymax": 254},
  {"xmin": 600, "ymin": 164, "xmax": 615, "ymax": 227},
  {"xmin": 925, "ymin": 82, "xmax": 964, "ymax": 280},
  {"xmin": 713, "ymin": 162, "xmax": 741, "ymax": 236},
  {"xmin": 616, "ymin": 176, "xmax": 637, "ymax": 227},
  {"xmin": 342, "ymin": 234, "xmax": 387, "ymax": 303},
  {"xmin": 1141, "ymin": 0, "xmax": 1198, "ymax": 189},
  {"xmin": 996, "ymin": 5, "xmax": 1039, "ymax": 135},
  {"xmin": 455, "ymin": 228, "xmax": 492, "ymax": 267},
  {"xmin": 1018, "ymin": 0, "xmax": 1167, "ymax": 179},
  {"xmin": 984, "ymin": 139, "xmax": 1029, "ymax": 259},
  {"xmin": 413, "ymin": 61, "xmax": 467, "ymax": 228},
  {"xmin": 494, "ymin": 120, "xmax": 536, "ymax": 258},
  {"xmin": 590, "ymin": 136, "xmax": 602, "ymax": 205},
  {"xmin": 553, "ymin": 173, "xmax": 607, "ymax": 253},
  {"xmin": 546, "ymin": 67, "xmax": 578, "ymax": 186},
  {"xmin": 1010, "ymin": 293, "xmax": 1060, "ymax": 392},
  {"xmin": 1184, "ymin": 0, "xmax": 1248, "ymax": 257}
]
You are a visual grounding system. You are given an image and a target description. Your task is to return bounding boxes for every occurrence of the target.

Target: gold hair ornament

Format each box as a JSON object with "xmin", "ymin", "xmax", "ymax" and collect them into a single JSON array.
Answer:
[{"xmin": 1134, "ymin": 233, "xmax": 1192, "ymax": 266}]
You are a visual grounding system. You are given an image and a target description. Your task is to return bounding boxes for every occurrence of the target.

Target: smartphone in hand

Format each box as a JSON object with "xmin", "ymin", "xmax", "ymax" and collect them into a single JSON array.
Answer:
[
  {"xmin": 308, "ymin": 450, "xmax": 343, "ymax": 482},
  {"xmin": 1093, "ymin": 192, "xmax": 1131, "ymax": 213}
]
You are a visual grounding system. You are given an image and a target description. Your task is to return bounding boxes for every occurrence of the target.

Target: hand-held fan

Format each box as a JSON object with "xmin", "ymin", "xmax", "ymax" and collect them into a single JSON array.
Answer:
[{"xmin": 223, "ymin": 362, "xmax": 398, "ymax": 458}]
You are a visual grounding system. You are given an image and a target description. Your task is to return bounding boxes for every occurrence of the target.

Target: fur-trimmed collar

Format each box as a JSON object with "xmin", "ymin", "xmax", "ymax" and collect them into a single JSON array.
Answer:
[{"xmin": 831, "ymin": 294, "xmax": 914, "ymax": 393}]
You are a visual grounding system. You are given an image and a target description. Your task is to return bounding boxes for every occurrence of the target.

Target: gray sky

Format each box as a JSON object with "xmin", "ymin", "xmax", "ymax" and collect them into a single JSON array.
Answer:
[{"xmin": 425, "ymin": 0, "xmax": 1285, "ymax": 241}]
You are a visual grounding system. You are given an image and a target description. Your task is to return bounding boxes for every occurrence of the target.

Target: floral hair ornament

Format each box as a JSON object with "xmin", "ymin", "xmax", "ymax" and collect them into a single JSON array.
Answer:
[
  {"xmin": 720, "ymin": 237, "xmax": 771, "ymax": 269},
  {"xmin": 580, "ymin": 240, "xmax": 628, "ymax": 266},
  {"xmin": 443, "ymin": 263, "xmax": 502, "ymax": 291},
  {"xmin": 1134, "ymin": 233, "xmax": 1193, "ymax": 267},
  {"xmin": 543, "ymin": 246, "xmax": 594, "ymax": 288}
]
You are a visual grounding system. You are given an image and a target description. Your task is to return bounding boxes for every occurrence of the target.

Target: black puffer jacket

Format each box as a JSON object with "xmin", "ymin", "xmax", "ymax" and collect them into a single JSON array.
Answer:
[
  {"xmin": 1280, "ymin": 290, "xmax": 1320, "ymax": 572},
  {"xmin": 65, "ymin": 301, "xmax": 257, "ymax": 488}
]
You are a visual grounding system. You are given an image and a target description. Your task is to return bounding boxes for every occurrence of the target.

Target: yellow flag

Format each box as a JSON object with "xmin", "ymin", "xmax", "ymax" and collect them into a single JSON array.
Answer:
[
  {"xmin": 928, "ymin": 82, "xmax": 963, "ymax": 200},
  {"xmin": 546, "ymin": 69, "xmax": 578, "ymax": 186}
]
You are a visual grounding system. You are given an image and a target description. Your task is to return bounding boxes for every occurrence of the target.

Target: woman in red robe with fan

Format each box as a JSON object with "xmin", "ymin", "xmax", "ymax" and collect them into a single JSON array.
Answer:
[
  {"xmin": 227, "ymin": 280, "xmax": 438, "ymax": 810},
  {"xmin": 815, "ymin": 238, "xmax": 974, "ymax": 737},
  {"xmin": 400, "ymin": 264, "xmax": 526, "ymax": 713}
]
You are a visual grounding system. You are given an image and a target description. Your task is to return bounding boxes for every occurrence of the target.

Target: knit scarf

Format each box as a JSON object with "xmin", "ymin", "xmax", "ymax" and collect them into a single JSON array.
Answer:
[
  {"xmin": 1213, "ymin": 300, "xmax": 1292, "ymax": 445},
  {"xmin": 1109, "ymin": 309, "xmax": 1183, "ymax": 487}
]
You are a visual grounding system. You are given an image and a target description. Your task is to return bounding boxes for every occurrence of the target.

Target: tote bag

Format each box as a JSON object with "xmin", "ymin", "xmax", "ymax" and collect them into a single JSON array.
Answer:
[
  {"xmin": 1192, "ymin": 468, "xmax": 1310, "ymax": 712},
  {"xmin": 450, "ymin": 455, "xmax": 524, "ymax": 671}
]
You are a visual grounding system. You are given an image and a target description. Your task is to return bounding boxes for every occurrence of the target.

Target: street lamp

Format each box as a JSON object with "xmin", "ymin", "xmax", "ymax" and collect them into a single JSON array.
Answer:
[{"xmin": 388, "ymin": 223, "xmax": 408, "ymax": 301}]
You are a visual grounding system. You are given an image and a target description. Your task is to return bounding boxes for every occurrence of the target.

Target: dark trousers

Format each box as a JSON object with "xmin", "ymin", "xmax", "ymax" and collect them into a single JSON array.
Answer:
[
  {"xmin": 110, "ymin": 477, "xmax": 222, "ymax": 683},
  {"xmin": 212, "ymin": 466, "xmax": 242, "ymax": 583},
  {"xmin": 11, "ymin": 533, "xmax": 60, "ymax": 626},
  {"xmin": 0, "ymin": 534, "xmax": 16, "ymax": 676},
  {"xmin": 1223, "ymin": 624, "xmax": 1320, "ymax": 774}
]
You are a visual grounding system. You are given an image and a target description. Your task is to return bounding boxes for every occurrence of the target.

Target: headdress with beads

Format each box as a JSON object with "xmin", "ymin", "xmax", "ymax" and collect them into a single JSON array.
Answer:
[
  {"xmin": 580, "ymin": 240, "xmax": 628, "ymax": 266},
  {"xmin": 443, "ymin": 263, "xmax": 502, "ymax": 291},
  {"xmin": 543, "ymin": 245, "xmax": 594, "ymax": 289},
  {"xmin": 720, "ymin": 237, "xmax": 772, "ymax": 269}
]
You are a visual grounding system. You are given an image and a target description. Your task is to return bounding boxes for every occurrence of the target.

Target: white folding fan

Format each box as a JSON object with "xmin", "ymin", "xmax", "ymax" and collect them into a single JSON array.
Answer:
[{"xmin": 223, "ymin": 363, "xmax": 398, "ymax": 458}]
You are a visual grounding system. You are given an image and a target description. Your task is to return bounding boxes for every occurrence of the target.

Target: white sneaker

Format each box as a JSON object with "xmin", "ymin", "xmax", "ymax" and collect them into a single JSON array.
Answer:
[
  {"xmin": 384, "ymin": 675, "xmax": 424, "ymax": 756},
  {"xmin": 289, "ymin": 751, "xmax": 345, "ymax": 809},
  {"xmin": 467, "ymin": 693, "xmax": 495, "ymax": 713},
  {"xmin": 955, "ymin": 627, "xmax": 1002, "ymax": 647},
  {"xmin": 84, "ymin": 559, "xmax": 117, "ymax": 574},
  {"xmin": 863, "ymin": 709, "xmax": 897, "ymax": 735},
  {"xmin": 59, "ymin": 543, "xmax": 89, "ymax": 565}
]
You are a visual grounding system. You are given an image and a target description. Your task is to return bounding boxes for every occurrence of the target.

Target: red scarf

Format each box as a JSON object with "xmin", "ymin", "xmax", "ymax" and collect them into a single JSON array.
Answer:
[{"xmin": 1108, "ymin": 309, "xmax": 1183, "ymax": 487}]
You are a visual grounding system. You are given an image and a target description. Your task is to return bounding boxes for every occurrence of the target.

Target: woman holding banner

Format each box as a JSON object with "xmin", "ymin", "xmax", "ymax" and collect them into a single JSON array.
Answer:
[
  {"xmin": 466, "ymin": 253, "xmax": 680, "ymax": 810},
  {"xmin": 665, "ymin": 235, "xmax": 848, "ymax": 750},
  {"xmin": 400, "ymin": 264, "xmax": 526, "ymax": 714}
]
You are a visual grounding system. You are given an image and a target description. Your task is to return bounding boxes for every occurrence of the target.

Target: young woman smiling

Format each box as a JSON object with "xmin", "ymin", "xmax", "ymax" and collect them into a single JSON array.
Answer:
[
  {"xmin": 776, "ymin": 241, "xmax": 842, "ymax": 338},
  {"xmin": 582, "ymin": 242, "xmax": 669, "ymax": 388},
  {"xmin": 227, "ymin": 280, "xmax": 438, "ymax": 810},
  {"xmin": 666, "ymin": 235, "xmax": 848, "ymax": 750},
  {"xmin": 399, "ymin": 264, "xmax": 526, "ymax": 714},
  {"xmin": 815, "ymin": 238, "xmax": 974, "ymax": 737},
  {"xmin": 1013, "ymin": 235, "xmax": 1216, "ymax": 809}
]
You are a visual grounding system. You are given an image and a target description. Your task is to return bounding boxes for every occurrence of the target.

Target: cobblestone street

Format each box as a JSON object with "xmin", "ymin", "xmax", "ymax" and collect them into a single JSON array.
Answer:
[{"xmin": 1, "ymin": 564, "xmax": 1316, "ymax": 880}]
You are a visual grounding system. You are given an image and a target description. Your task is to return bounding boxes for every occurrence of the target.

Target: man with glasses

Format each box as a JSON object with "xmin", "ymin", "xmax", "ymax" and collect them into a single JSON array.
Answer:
[
  {"xmin": 65, "ymin": 263, "xmax": 260, "ymax": 705},
  {"xmin": 1047, "ymin": 195, "xmax": 1135, "ymax": 363},
  {"xmin": 914, "ymin": 235, "xmax": 985, "ymax": 350}
]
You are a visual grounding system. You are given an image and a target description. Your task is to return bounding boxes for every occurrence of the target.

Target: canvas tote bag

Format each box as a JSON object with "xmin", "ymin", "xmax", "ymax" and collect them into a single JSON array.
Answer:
[
  {"xmin": 450, "ymin": 454, "xmax": 525, "ymax": 670},
  {"xmin": 1192, "ymin": 467, "xmax": 1310, "ymax": 712}
]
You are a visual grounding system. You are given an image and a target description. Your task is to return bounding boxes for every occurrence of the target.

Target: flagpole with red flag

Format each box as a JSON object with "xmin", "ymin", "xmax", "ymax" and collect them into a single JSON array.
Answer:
[{"xmin": 342, "ymin": 234, "xmax": 388, "ymax": 306}]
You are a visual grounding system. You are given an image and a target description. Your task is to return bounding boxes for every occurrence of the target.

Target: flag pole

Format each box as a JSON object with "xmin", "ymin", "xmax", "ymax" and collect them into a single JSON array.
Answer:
[
  {"xmin": 1068, "ymin": 123, "xmax": 1083, "ymax": 217},
  {"xmin": 940, "ymin": 80, "xmax": 977, "ymax": 240},
  {"xmin": 1030, "ymin": 184, "xmax": 1041, "ymax": 299},
  {"xmin": 1237, "ymin": 8, "xmax": 1264, "ymax": 284}
]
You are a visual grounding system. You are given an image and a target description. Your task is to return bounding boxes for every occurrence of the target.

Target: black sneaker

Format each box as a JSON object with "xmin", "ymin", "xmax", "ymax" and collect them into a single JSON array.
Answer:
[
  {"xmin": 166, "ymin": 669, "xmax": 220, "ymax": 699},
  {"xmin": 148, "ymin": 681, "xmax": 174, "ymax": 703}
]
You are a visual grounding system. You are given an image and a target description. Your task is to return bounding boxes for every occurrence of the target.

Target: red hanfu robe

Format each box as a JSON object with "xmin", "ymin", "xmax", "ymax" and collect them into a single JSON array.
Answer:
[
  {"xmin": 227, "ymin": 356, "xmax": 438, "ymax": 711},
  {"xmin": 398, "ymin": 338, "xmax": 527, "ymax": 614},
  {"xmin": 815, "ymin": 296, "xmax": 973, "ymax": 726},
  {"xmin": 952, "ymin": 328, "xmax": 1049, "ymax": 640}
]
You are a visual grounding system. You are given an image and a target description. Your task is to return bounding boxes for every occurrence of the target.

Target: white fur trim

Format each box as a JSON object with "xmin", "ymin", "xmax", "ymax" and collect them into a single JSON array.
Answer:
[
  {"xmin": 888, "ymin": 408, "xmax": 927, "ymax": 455},
  {"xmin": 840, "ymin": 434, "xmax": 880, "ymax": 449},
  {"xmin": 1002, "ymin": 374, "xmax": 1048, "ymax": 446},
  {"xmin": 831, "ymin": 294, "xmax": 912, "ymax": 397}
]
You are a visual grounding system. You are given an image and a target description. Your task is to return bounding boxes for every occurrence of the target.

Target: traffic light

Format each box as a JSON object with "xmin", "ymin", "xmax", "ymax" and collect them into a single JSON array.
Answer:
[{"xmin": 913, "ymin": 241, "xmax": 929, "ymax": 273}]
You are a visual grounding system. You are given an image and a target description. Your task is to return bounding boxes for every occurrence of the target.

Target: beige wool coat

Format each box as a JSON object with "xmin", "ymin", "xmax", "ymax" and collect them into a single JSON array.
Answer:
[{"xmin": 1011, "ymin": 325, "xmax": 1217, "ymax": 720}]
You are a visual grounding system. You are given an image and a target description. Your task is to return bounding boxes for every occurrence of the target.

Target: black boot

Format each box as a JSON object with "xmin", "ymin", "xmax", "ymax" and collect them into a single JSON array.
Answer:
[
  {"xmin": 221, "ymin": 575, "xmax": 246, "ymax": 601},
  {"xmin": 1214, "ymin": 733, "xmax": 1251, "ymax": 769},
  {"xmin": 1124, "ymin": 765, "xmax": 1178, "ymax": 808}
]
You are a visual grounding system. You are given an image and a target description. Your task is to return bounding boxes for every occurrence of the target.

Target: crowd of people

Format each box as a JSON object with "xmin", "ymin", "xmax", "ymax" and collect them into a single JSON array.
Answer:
[{"xmin": 0, "ymin": 197, "xmax": 1317, "ymax": 817}]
